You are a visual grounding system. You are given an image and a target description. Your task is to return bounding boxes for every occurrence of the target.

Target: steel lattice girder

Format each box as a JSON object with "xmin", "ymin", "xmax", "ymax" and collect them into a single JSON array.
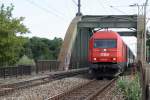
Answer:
[
  {"xmin": 78, "ymin": 15, "xmax": 137, "ymax": 29},
  {"xmin": 118, "ymin": 31, "xmax": 137, "ymax": 36}
]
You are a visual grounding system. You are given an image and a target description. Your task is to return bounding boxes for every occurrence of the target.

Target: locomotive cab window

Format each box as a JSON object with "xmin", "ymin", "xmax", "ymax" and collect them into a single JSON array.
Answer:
[{"xmin": 94, "ymin": 39, "xmax": 117, "ymax": 48}]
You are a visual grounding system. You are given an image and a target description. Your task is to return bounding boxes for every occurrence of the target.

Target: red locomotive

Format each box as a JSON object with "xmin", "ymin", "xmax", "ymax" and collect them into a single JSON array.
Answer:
[{"xmin": 88, "ymin": 30, "xmax": 134, "ymax": 78}]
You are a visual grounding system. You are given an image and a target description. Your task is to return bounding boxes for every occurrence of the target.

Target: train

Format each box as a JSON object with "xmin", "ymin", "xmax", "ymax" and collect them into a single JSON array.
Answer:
[{"xmin": 88, "ymin": 30, "xmax": 135, "ymax": 78}]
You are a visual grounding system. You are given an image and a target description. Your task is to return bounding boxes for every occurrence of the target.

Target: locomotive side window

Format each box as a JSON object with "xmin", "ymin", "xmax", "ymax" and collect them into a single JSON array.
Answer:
[{"xmin": 94, "ymin": 39, "xmax": 117, "ymax": 48}]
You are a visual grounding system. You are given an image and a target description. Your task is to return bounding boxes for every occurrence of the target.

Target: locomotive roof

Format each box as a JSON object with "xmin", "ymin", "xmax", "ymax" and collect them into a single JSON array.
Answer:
[{"xmin": 92, "ymin": 31, "xmax": 120, "ymax": 39}]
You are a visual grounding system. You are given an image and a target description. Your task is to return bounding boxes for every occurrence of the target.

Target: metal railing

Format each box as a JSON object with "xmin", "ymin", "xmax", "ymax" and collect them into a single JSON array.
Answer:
[
  {"xmin": 0, "ymin": 65, "xmax": 32, "ymax": 78},
  {"xmin": 36, "ymin": 60, "xmax": 59, "ymax": 73},
  {"xmin": 0, "ymin": 60, "xmax": 60, "ymax": 78}
]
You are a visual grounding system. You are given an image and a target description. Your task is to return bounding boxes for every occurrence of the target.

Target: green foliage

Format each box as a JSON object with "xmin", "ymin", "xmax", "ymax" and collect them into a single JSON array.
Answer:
[
  {"xmin": 17, "ymin": 55, "xmax": 35, "ymax": 66},
  {"xmin": 23, "ymin": 37, "xmax": 63, "ymax": 60},
  {"xmin": 0, "ymin": 4, "xmax": 29, "ymax": 34},
  {"xmin": 117, "ymin": 74, "xmax": 142, "ymax": 100},
  {"xmin": 0, "ymin": 4, "xmax": 29, "ymax": 66},
  {"xmin": 0, "ymin": 4, "xmax": 62, "ymax": 66}
]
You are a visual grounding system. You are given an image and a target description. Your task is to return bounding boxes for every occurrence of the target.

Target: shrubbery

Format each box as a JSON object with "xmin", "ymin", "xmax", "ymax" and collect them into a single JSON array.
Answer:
[
  {"xmin": 117, "ymin": 74, "xmax": 142, "ymax": 100},
  {"xmin": 17, "ymin": 55, "xmax": 35, "ymax": 66}
]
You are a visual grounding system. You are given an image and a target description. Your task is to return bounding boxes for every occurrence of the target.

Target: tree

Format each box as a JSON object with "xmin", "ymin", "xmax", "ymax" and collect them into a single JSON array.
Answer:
[
  {"xmin": 50, "ymin": 37, "xmax": 63, "ymax": 59},
  {"xmin": 0, "ymin": 4, "xmax": 29, "ymax": 66},
  {"xmin": 23, "ymin": 37, "xmax": 63, "ymax": 60}
]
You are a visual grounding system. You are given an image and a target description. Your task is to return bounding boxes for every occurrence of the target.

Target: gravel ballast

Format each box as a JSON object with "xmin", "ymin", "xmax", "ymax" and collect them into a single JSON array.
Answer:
[{"xmin": 0, "ymin": 77, "xmax": 90, "ymax": 100}]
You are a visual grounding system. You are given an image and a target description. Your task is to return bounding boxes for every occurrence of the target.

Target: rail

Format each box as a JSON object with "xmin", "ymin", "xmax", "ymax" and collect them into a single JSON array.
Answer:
[
  {"xmin": 47, "ymin": 78, "xmax": 117, "ymax": 100},
  {"xmin": 0, "ymin": 68, "xmax": 88, "ymax": 96}
]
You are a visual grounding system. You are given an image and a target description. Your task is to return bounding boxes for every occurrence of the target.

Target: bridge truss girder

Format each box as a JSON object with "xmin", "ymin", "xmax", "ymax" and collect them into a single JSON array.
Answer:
[
  {"xmin": 78, "ymin": 15, "xmax": 137, "ymax": 29},
  {"xmin": 58, "ymin": 15, "xmax": 146, "ymax": 70}
]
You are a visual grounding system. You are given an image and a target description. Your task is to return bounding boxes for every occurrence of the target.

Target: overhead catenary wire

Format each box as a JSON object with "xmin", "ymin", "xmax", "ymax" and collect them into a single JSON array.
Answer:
[
  {"xmin": 110, "ymin": 6, "xmax": 128, "ymax": 15},
  {"xmin": 109, "ymin": 3, "xmax": 150, "ymax": 15},
  {"xmin": 72, "ymin": 0, "xmax": 78, "ymax": 6},
  {"xmin": 42, "ymin": 0, "xmax": 66, "ymax": 17},
  {"xmin": 25, "ymin": 0, "xmax": 67, "ymax": 21},
  {"xmin": 97, "ymin": 0, "xmax": 135, "ymax": 15},
  {"xmin": 109, "ymin": 4, "xmax": 150, "ymax": 7},
  {"xmin": 96, "ymin": 0, "xmax": 109, "ymax": 13},
  {"xmin": 108, "ymin": 5, "xmax": 131, "ymax": 7}
]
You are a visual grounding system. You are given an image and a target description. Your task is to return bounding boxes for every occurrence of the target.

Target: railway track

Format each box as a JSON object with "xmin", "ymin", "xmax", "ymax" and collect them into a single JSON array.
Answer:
[
  {"xmin": 0, "ymin": 68, "xmax": 88, "ymax": 96},
  {"xmin": 48, "ymin": 78, "xmax": 117, "ymax": 100}
]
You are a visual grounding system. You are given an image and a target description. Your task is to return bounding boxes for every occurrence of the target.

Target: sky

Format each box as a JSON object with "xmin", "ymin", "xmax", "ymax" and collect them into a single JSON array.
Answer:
[{"xmin": 0, "ymin": 0, "xmax": 149, "ymax": 56}]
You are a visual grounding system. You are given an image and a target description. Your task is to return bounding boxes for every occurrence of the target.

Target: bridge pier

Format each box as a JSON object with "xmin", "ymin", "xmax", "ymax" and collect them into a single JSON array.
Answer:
[{"xmin": 137, "ymin": 15, "xmax": 150, "ymax": 100}]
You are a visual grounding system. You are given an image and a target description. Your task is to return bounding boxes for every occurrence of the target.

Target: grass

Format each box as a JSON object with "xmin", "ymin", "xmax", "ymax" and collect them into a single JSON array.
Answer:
[{"xmin": 117, "ymin": 73, "xmax": 142, "ymax": 100}]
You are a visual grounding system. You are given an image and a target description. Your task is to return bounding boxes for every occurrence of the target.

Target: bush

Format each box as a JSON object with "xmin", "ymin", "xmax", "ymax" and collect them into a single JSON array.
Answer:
[
  {"xmin": 117, "ymin": 74, "xmax": 142, "ymax": 100},
  {"xmin": 17, "ymin": 55, "xmax": 35, "ymax": 66}
]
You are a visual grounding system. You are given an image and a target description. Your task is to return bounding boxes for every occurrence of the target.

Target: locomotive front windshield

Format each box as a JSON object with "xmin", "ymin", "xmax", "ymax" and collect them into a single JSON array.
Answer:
[{"xmin": 94, "ymin": 39, "xmax": 117, "ymax": 48}]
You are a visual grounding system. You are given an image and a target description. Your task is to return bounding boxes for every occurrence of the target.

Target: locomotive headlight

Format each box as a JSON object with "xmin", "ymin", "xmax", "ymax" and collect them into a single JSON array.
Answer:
[
  {"xmin": 93, "ymin": 58, "xmax": 97, "ymax": 60},
  {"xmin": 113, "ymin": 58, "xmax": 116, "ymax": 60}
]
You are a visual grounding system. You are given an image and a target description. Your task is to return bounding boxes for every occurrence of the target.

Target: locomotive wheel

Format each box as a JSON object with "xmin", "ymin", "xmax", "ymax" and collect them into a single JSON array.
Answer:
[
  {"xmin": 96, "ymin": 76, "xmax": 103, "ymax": 80},
  {"xmin": 88, "ymin": 69, "xmax": 95, "ymax": 79},
  {"xmin": 106, "ymin": 76, "xmax": 113, "ymax": 80}
]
